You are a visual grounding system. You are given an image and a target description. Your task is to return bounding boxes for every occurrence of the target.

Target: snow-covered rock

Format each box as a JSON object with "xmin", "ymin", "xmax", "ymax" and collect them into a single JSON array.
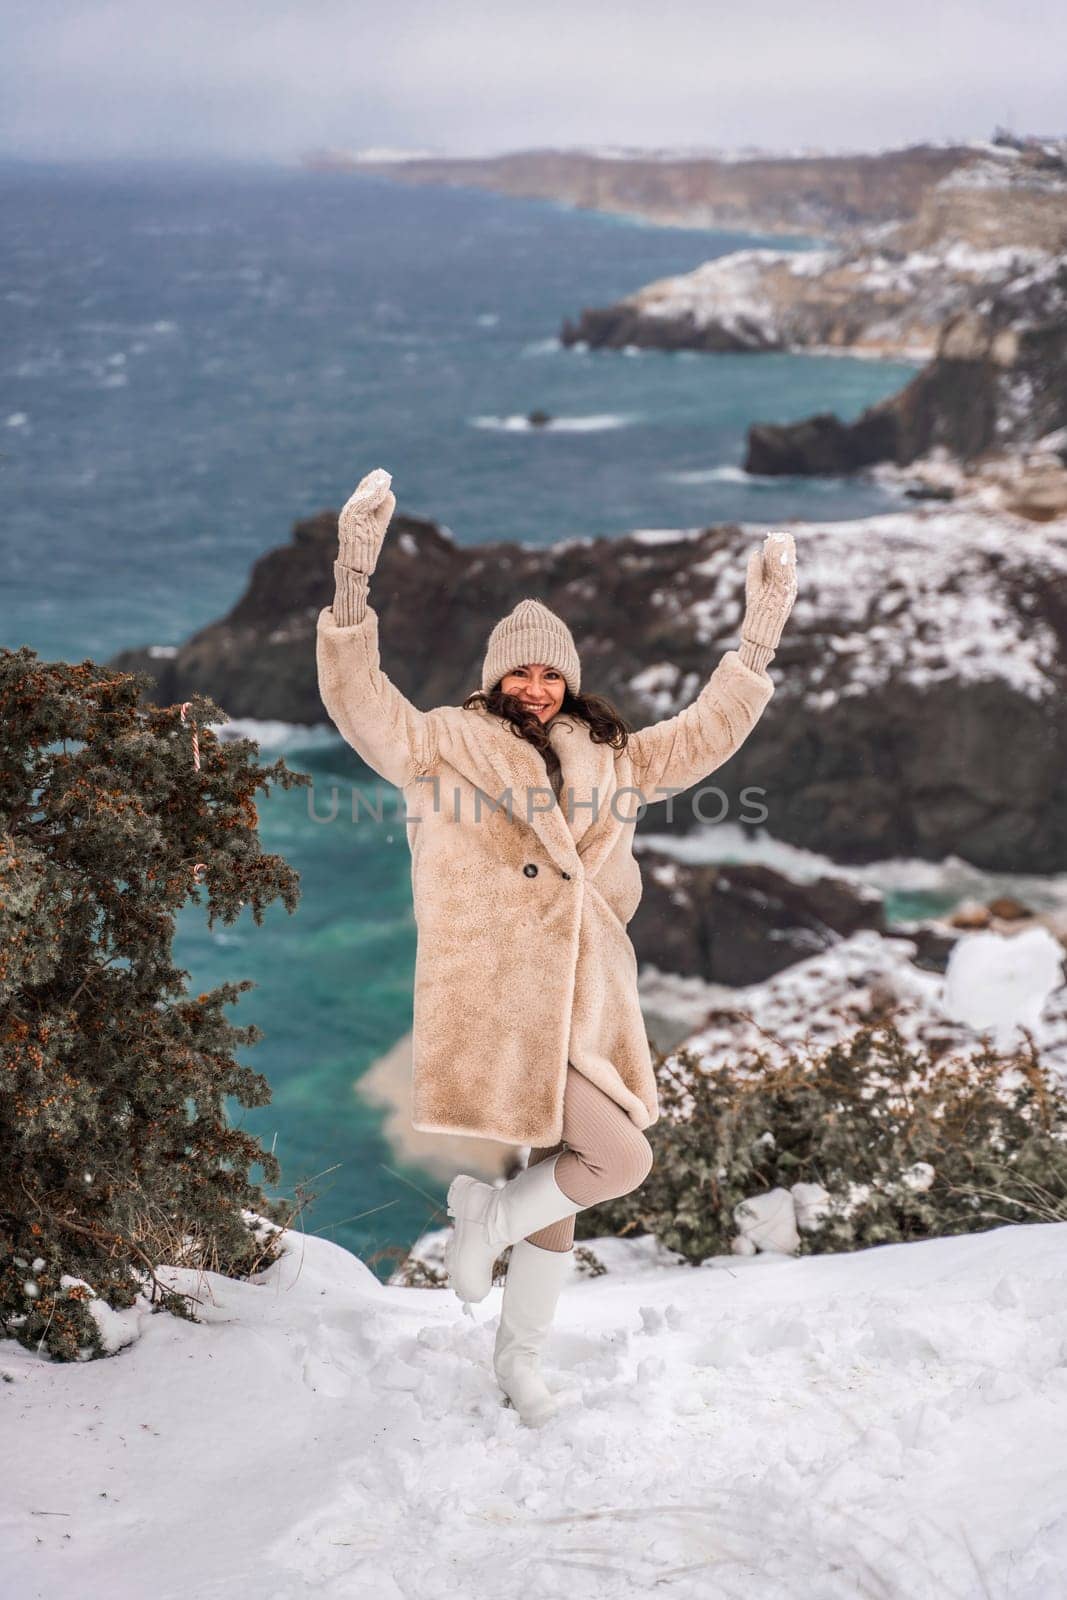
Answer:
[
  {"xmin": 638, "ymin": 502, "xmax": 1067, "ymax": 872},
  {"xmin": 942, "ymin": 924, "xmax": 1066, "ymax": 1046},
  {"xmin": 660, "ymin": 924, "xmax": 1067, "ymax": 1112},
  {"xmin": 733, "ymin": 1187, "xmax": 801, "ymax": 1254},
  {"xmin": 792, "ymin": 1180, "xmax": 833, "ymax": 1231},
  {"xmin": 562, "ymin": 240, "xmax": 984, "ymax": 359},
  {"xmin": 747, "ymin": 253, "xmax": 1067, "ymax": 476}
]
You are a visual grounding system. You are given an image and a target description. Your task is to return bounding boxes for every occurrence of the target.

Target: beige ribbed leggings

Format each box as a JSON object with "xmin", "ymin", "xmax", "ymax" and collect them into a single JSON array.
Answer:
[{"xmin": 523, "ymin": 1065, "xmax": 654, "ymax": 1252}]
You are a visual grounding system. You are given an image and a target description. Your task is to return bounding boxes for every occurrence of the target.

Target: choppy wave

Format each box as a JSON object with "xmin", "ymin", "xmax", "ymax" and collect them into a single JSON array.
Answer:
[
  {"xmin": 77, "ymin": 319, "xmax": 179, "ymax": 336},
  {"xmin": 667, "ymin": 464, "xmax": 753, "ymax": 485},
  {"xmin": 519, "ymin": 336, "xmax": 594, "ymax": 357},
  {"xmin": 519, "ymin": 336, "xmax": 563, "ymax": 357},
  {"xmin": 470, "ymin": 411, "xmax": 635, "ymax": 433},
  {"xmin": 666, "ymin": 464, "xmax": 880, "ymax": 492},
  {"xmin": 209, "ymin": 717, "xmax": 341, "ymax": 752}
]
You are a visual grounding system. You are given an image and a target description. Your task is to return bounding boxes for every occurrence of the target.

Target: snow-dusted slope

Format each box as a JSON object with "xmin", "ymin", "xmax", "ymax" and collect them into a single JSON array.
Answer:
[
  {"xmin": 3, "ymin": 1221, "xmax": 1067, "ymax": 1597},
  {"xmin": 736, "ymin": 504, "xmax": 1067, "ymax": 712}
]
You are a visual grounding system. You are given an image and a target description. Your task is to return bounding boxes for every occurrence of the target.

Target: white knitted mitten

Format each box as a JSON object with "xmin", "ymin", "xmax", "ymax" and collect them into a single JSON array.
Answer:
[
  {"xmin": 332, "ymin": 467, "xmax": 396, "ymax": 626},
  {"xmin": 738, "ymin": 529, "xmax": 798, "ymax": 674}
]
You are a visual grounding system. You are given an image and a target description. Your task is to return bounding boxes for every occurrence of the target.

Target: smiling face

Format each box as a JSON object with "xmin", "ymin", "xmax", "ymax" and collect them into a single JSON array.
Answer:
[{"xmin": 498, "ymin": 662, "xmax": 566, "ymax": 723}]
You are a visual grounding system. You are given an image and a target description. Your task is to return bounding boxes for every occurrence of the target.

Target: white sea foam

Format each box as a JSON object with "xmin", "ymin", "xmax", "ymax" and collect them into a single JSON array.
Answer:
[
  {"xmin": 666, "ymin": 464, "xmax": 754, "ymax": 484},
  {"xmin": 469, "ymin": 411, "xmax": 635, "ymax": 433},
  {"xmin": 665, "ymin": 463, "xmax": 886, "ymax": 492},
  {"xmin": 636, "ymin": 822, "xmax": 1067, "ymax": 913},
  {"xmin": 208, "ymin": 718, "xmax": 342, "ymax": 752},
  {"xmin": 77, "ymin": 319, "xmax": 179, "ymax": 337},
  {"xmin": 518, "ymin": 336, "xmax": 563, "ymax": 357}
]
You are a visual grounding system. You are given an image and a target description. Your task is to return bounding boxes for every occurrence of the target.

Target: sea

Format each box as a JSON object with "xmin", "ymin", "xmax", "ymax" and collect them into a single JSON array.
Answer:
[{"xmin": 2, "ymin": 158, "xmax": 1026, "ymax": 1274}]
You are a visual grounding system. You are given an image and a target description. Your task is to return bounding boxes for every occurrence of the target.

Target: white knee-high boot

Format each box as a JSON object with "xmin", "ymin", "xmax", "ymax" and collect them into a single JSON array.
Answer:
[
  {"xmin": 493, "ymin": 1239, "xmax": 576, "ymax": 1426},
  {"xmin": 445, "ymin": 1152, "xmax": 585, "ymax": 1307}
]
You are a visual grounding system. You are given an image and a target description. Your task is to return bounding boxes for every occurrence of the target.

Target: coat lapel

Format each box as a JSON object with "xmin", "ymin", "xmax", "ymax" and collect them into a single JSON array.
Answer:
[
  {"xmin": 469, "ymin": 708, "xmax": 578, "ymax": 876},
  {"xmin": 455, "ymin": 706, "xmax": 628, "ymax": 880},
  {"xmin": 441, "ymin": 700, "xmax": 620, "ymax": 876},
  {"xmin": 546, "ymin": 714, "xmax": 626, "ymax": 880}
]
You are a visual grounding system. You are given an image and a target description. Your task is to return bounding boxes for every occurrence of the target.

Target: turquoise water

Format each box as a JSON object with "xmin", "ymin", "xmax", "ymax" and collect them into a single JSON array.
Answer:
[
  {"xmin": 2, "ymin": 160, "xmax": 925, "ymax": 1271},
  {"xmin": 174, "ymin": 744, "xmax": 431, "ymax": 1272}
]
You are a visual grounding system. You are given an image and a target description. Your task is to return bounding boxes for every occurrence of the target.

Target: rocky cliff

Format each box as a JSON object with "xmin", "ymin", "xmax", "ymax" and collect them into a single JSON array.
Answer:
[
  {"xmin": 560, "ymin": 143, "xmax": 1067, "ymax": 362},
  {"xmin": 109, "ymin": 501, "xmax": 1067, "ymax": 874},
  {"xmin": 541, "ymin": 138, "xmax": 1067, "ymax": 485},
  {"xmin": 745, "ymin": 255, "xmax": 1067, "ymax": 475},
  {"xmin": 304, "ymin": 142, "xmax": 978, "ymax": 238}
]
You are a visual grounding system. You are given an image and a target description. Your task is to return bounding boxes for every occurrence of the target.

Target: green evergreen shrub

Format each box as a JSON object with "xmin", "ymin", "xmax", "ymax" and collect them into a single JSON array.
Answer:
[
  {"xmin": 584, "ymin": 1019, "xmax": 1067, "ymax": 1263},
  {"xmin": 1, "ymin": 648, "xmax": 310, "ymax": 1359}
]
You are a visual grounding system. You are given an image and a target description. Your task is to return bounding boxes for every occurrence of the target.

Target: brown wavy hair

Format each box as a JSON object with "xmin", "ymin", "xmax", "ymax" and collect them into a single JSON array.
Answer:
[{"xmin": 461, "ymin": 678, "xmax": 632, "ymax": 801}]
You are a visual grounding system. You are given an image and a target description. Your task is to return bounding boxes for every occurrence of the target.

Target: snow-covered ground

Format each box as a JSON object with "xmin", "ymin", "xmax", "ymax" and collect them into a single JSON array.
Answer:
[{"xmin": 3, "ymin": 1221, "xmax": 1067, "ymax": 1599}]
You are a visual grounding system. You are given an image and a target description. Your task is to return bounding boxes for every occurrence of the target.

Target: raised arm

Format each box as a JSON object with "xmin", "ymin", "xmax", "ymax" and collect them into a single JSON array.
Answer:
[
  {"xmin": 628, "ymin": 530, "xmax": 797, "ymax": 796},
  {"xmin": 315, "ymin": 467, "xmax": 437, "ymax": 790}
]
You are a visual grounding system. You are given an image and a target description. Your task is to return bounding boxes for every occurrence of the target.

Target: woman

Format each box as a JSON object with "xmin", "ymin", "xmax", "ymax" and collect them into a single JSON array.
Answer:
[{"xmin": 316, "ymin": 467, "xmax": 797, "ymax": 1427}]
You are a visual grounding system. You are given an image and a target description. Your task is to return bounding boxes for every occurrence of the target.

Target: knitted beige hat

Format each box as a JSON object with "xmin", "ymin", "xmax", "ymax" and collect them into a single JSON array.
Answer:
[{"xmin": 481, "ymin": 597, "xmax": 581, "ymax": 697}]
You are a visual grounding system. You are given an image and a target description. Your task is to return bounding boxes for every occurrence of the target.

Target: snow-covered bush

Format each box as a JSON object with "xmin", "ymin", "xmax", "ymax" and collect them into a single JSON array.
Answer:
[{"xmin": 585, "ymin": 1018, "xmax": 1067, "ymax": 1263}]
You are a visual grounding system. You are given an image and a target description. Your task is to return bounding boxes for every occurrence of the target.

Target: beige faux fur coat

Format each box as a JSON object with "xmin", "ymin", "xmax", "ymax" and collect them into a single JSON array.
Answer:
[{"xmin": 316, "ymin": 601, "xmax": 775, "ymax": 1147}]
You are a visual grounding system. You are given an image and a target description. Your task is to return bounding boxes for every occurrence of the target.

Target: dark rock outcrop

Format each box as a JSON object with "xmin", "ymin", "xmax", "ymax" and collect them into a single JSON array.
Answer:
[
  {"xmin": 745, "ymin": 256, "xmax": 1067, "ymax": 475},
  {"xmin": 109, "ymin": 503, "xmax": 1067, "ymax": 873},
  {"xmin": 629, "ymin": 851, "xmax": 886, "ymax": 986},
  {"xmin": 561, "ymin": 303, "xmax": 774, "ymax": 354},
  {"xmin": 746, "ymin": 410, "xmax": 899, "ymax": 476},
  {"xmin": 110, "ymin": 510, "xmax": 467, "ymax": 724}
]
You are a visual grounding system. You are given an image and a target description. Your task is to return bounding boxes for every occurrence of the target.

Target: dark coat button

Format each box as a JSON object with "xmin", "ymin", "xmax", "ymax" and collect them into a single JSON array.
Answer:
[{"xmin": 523, "ymin": 862, "xmax": 538, "ymax": 877}]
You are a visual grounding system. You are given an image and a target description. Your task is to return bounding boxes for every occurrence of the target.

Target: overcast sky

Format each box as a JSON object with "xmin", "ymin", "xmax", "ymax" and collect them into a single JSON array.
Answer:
[{"xmin": 2, "ymin": 0, "xmax": 1064, "ymax": 163}]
